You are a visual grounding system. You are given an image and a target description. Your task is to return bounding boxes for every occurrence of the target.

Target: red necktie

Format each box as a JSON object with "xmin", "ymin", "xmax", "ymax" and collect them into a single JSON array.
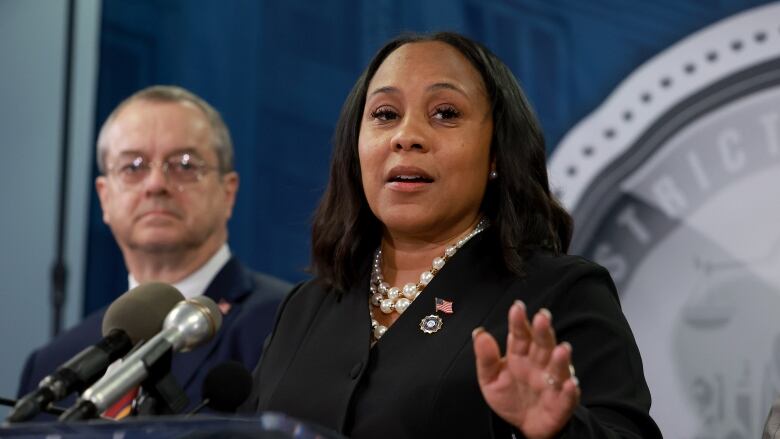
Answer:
[{"xmin": 102, "ymin": 386, "xmax": 139, "ymax": 419}]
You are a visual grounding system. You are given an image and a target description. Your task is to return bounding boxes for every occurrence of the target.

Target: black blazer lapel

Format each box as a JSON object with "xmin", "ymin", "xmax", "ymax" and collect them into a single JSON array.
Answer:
[{"xmin": 372, "ymin": 232, "xmax": 511, "ymax": 357}]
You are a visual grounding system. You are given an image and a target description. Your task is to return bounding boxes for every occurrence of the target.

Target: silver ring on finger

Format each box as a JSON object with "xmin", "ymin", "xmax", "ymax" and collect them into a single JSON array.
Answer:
[{"xmin": 568, "ymin": 364, "xmax": 580, "ymax": 387}]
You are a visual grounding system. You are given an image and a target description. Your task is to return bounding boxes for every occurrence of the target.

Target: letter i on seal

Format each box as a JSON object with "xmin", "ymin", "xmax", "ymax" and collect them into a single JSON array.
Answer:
[{"xmin": 420, "ymin": 297, "xmax": 454, "ymax": 334}]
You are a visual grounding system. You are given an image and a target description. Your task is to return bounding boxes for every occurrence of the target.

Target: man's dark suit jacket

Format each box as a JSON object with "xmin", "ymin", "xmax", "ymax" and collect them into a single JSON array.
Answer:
[
  {"xmin": 247, "ymin": 232, "xmax": 662, "ymax": 438},
  {"xmin": 18, "ymin": 256, "xmax": 290, "ymax": 418}
]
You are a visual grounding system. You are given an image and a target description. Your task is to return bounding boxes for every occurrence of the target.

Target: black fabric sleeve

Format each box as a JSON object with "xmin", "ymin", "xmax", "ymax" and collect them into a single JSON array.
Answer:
[{"xmin": 548, "ymin": 263, "xmax": 662, "ymax": 438}]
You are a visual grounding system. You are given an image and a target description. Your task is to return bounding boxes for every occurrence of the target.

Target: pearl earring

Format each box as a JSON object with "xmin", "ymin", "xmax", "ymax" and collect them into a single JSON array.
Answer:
[{"xmin": 489, "ymin": 170, "xmax": 498, "ymax": 180}]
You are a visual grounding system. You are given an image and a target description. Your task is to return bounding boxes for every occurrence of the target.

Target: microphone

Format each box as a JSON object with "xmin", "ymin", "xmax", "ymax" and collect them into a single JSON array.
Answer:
[
  {"xmin": 1, "ymin": 396, "xmax": 65, "ymax": 416},
  {"xmin": 59, "ymin": 295, "xmax": 223, "ymax": 421},
  {"xmin": 6, "ymin": 282, "xmax": 184, "ymax": 423},
  {"xmin": 187, "ymin": 361, "xmax": 253, "ymax": 415}
]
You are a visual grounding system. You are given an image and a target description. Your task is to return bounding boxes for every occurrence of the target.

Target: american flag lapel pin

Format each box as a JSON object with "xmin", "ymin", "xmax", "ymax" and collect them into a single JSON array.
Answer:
[
  {"xmin": 420, "ymin": 297, "xmax": 454, "ymax": 334},
  {"xmin": 217, "ymin": 298, "xmax": 232, "ymax": 315}
]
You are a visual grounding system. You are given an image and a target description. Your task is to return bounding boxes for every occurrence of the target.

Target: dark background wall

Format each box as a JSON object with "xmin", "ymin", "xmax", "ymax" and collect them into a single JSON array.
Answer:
[{"xmin": 85, "ymin": 0, "xmax": 775, "ymax": 313}]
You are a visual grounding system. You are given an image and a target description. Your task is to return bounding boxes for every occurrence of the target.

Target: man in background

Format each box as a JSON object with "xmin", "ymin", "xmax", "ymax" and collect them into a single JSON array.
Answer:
[{"xmin": 17, "ymin": 85, "xmax": 289, "ymax": 416}]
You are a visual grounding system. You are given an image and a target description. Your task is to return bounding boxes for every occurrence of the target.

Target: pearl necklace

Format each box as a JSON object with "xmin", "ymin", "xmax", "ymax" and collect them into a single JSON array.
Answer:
[{"xmin": 369, "ymin": 217, "xmax": 490, "ymax": 340}]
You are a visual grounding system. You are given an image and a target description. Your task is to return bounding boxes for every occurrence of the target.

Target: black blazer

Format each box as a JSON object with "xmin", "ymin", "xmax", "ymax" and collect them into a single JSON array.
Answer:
[
  {"xmin": 247, "ymin": 233, "xmax": 662, "ymax": 438},
  {"xmin": 18, "ymin": 257, "xmax": 290, "ymax": 418}
]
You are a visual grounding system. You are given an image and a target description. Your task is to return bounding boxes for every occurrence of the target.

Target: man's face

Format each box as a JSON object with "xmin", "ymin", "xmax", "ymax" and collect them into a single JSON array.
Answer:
[{"xmin": 95, "ymin": 99, "xmax": 238, "ymax": 255}]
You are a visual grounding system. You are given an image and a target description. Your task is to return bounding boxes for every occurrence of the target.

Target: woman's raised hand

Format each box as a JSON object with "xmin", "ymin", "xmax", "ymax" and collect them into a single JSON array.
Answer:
[{"xmin": 473, "ymin": 301, "xmax": 580, "ymax": 439}]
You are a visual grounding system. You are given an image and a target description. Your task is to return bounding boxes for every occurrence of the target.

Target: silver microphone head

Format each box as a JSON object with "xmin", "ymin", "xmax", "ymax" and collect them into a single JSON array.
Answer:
[{"xmin": 163, "ymin": 296, "xmax": 223, "ymax": 352}]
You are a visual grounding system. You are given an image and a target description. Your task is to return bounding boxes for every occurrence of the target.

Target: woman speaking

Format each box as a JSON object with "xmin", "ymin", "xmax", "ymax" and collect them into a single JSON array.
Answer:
[{"xmin": 245, "ymin": 32, "xmax": 661, "ymax": 438}]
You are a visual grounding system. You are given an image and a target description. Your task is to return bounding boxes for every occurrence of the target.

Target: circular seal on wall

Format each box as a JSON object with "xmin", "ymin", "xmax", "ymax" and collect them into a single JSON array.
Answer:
[{"xmin": 549, "ymin": 3, "xmax": 780, "ymax": 437}]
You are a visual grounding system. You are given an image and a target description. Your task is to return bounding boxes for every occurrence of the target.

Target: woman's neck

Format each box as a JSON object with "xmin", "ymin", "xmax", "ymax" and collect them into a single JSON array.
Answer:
[{"xmin": 379, "ymin": 216, "xmax": 482, "ymax": 286}]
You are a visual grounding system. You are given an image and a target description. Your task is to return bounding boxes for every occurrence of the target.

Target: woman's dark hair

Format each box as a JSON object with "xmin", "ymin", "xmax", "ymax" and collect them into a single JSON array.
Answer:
[{"xmin": 311, "ymin": 31, "xmax": 573, "ymax": 291}]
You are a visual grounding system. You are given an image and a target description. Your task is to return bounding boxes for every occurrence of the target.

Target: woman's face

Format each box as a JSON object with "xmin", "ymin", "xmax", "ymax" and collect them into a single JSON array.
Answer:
[{"xmin": 359, "ymin": 41, "xmax": 494, "ymax": 241}]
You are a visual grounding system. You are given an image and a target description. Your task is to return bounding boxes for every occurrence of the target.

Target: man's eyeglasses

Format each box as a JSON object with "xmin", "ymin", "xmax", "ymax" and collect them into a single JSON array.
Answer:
[{"xmin": 106, "ymin": 153, "xmax": 218, "ymax": 191}]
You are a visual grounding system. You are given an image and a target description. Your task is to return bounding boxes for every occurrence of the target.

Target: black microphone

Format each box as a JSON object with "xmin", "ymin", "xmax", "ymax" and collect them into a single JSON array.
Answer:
[
  {"xmin": 6, "ymin": 282, "xmax": 184, "ymax": 423},
  {"xmin": 187, "ymin": 361, "xmax": 253, "ymax": 415},
  {"xmin": 59, "ymin": 295, "xmax": 223, "ymax": 421},
  {"xmin": 1, "ymin": 396, "xmax": 65, "ymax": 416}
]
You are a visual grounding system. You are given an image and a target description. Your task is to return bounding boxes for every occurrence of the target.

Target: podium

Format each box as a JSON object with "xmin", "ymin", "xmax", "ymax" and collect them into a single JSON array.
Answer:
[{"xmin": 0, "ymin": 412, "xmax": 347, "ymax": 438}]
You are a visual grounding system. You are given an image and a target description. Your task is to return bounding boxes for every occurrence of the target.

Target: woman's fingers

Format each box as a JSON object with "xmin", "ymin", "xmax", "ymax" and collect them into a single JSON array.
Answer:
[
  {"xmin": 507, "ymin": 301, "xmax": 532, "ymax": 356},
  {"xmin": 556, "ymin": 375, "xmax": 581, "ymax": 420},
  {"xmin": 529, "ymin": 308, "xmax": 557, "ymax": 367},
  {"xmin": 473, "ymin": 327, "xmax": 502, "ymax": 385},
  {"xmin": 544, "ymin": 342, "xmax": 575, "ymax": 390},
  {"xmin": 479, "ymin": 304, "xmax": 577, "ymax": 393},
  {"xmin": 474, "ymin": 304, "xmax": 580, "ymax": 436},
  {"xmin": 557, "ymin": 362, "xmax": 581, "ymax": 413}
]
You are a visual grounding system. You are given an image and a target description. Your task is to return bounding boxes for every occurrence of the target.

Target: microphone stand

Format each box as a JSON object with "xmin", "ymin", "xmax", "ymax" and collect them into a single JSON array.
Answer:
[
  {"xmin": 133, "ymin": 346, "xmax": 189, "ymax": 417},
  {"xmin": 60, "ymin": 345, "xmax": 189, "ymax": 421},
  {"xmin": 51, "ymin": 0, "xmax": 76, "ymax": 338}
]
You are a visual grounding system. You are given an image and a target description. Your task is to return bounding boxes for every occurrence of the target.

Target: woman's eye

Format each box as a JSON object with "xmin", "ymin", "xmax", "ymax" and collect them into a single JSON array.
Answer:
[
  {"xmin": 369, "ymin": 107, "xmax": 399, "ymax": 121},
  {"xmin": 433, "ymin": 106, "xmax": 460, "ymax": 120}
]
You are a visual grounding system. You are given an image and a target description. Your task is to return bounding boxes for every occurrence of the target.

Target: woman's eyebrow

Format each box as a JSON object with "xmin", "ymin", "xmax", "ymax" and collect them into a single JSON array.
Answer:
[
  {"xmin": 427, "ymin": 82, "xmax": 468, "ymax": 98},
  {"xmin": 367, "ymin": 82, "xmax": 468, "ymax": 98},
  {"xmin": 367, "ymin": 86, "xmax": 399, "ymax": 97}
]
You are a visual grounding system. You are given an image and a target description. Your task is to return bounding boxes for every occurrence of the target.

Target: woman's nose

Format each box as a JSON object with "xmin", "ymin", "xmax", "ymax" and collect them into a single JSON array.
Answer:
[{"xmin": 390, "ymin": 116, "xmax": 428, "ymax": 152}]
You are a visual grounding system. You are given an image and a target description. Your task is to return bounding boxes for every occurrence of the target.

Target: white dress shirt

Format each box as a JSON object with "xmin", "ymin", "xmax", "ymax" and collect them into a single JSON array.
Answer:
[{"xmin": 127, "ymin": 244, "xmax": 231, "ymax": 299}]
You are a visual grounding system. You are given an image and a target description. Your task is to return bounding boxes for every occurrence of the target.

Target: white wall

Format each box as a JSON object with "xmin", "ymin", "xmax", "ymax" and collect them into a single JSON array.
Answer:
[{"xmin": 0, "ymin": 0, "xmax": 100, "ymax": 417}]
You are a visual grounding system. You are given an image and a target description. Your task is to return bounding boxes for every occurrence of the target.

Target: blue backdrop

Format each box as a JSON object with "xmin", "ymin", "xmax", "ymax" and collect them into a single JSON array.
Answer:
[{"xmin": 84, "ymin": 0, "xmax": 774, "ymax": 313}]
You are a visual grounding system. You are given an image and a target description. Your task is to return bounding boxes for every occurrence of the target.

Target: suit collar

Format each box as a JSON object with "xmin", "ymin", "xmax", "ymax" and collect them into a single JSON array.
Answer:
[{"xmin": 202, "ymin": 256, "xmax": 254, "ymax": 304}]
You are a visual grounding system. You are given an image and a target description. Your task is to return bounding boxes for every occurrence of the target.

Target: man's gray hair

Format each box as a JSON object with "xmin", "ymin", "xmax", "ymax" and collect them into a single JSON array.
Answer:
[{"xmin": 96, "ymin": 85, "xmax": 234, "ymax": 174}]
